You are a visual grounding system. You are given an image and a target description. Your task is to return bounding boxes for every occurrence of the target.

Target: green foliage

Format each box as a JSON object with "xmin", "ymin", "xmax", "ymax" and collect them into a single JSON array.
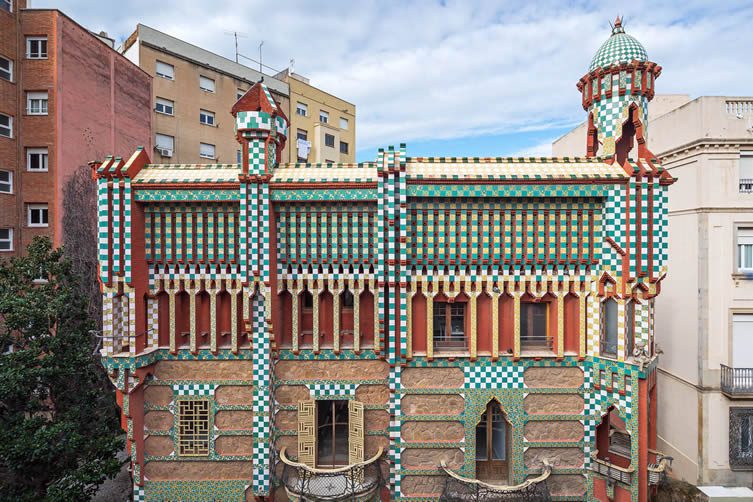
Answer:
[{"xmin": 0, "ymin": 237, "xmax": 123, "ymax": 501}]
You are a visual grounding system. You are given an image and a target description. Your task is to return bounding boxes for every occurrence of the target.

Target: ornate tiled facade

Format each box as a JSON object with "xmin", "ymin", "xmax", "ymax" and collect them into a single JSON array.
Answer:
[{"xmin": 96, "ymin": 19, "xmax": 671, "ymax": 502}]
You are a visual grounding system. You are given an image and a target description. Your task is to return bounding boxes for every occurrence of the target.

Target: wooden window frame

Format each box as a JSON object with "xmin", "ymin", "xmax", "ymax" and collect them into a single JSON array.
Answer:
[
  {"xmin": 433, "ymin": 299, "xmax": 467, "ymax": 352},
  {"xmin": 316, "ymin": 399, "xmax": 349, "ymax": 466},
  {"xmin": 519, "ymin": 301, "xmax": 551, "ymax": 352}
]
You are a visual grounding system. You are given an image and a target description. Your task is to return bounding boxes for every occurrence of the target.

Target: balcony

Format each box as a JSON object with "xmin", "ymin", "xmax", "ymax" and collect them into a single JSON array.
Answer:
[
  {"xmin": 740, "ymin": 179, "xmax": 753, "ymax": 193},
  {"xmin": 279, "ymin": 447, "xmax": 385, "ymax": 502},
  {"xmin": 590, "ymin": 451, "xmax": 634, "ymax": 485},
  {"xmin": 439, "ymin": 460, "xmax": 552, "ymax": 501},
  {"xmin": 721, "ymin": 365, "xmax": 753, "ymax": 397}
]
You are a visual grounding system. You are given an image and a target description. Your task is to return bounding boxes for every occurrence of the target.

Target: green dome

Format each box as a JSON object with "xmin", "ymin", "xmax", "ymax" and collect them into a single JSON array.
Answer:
[{"xmin": 589, "ymin": 19, "xmax": 647, "ymax": 72}]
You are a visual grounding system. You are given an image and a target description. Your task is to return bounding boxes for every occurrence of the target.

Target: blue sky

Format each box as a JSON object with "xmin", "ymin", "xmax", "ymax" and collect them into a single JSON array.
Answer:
[{"xmin": 34, "ymin": 0, "xmax": 753, "ymax": 161}]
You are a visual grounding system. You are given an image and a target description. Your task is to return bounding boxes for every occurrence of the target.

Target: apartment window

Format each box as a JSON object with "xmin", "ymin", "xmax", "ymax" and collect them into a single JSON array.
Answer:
[
  {"xmin": 0, "ymin": 0, "xmax": 11, "ymax": 13},
  {"xmin": 325, "ymin": 133, "xmax": 335, "ymax": 148},
  {"xmin": 600, "ymin": 298, "xmax": 618, "ymax": 358},
  {"xmin": 520, "ymin": 302, "xmax": 550, "ymax": 350},
  {"xmin": 316, "ymin": 400, "xmax": 349, "ymax": 466},
  {"xmin": 199, "ymin": 142, "xmax": 216, "ymax": 160},
  {"xmin": 732, "ymin": 314, "xmax": 753, "ymax": 369},
  {"xmin": 0, "ymin": 56, "xmax": 12, "ymax": 81},
  {"xmin": 199, "ymin": 109, "xmax": 215, "ymax": 126},
  {"xmin": 27, "ymin": 148, "xmax": 48, "ymax": 171},
  {"xmin": 730, "ymin": 408, "xmax": 753, "ymax": 469},
  {"xmin": 339, "ymin": 117, "xmax": 348, "ymax": 130},
  {"xmin": 0, "ymin": 228, "xmax": 12, "ymax": 251},
  {"xmin": 740, "ymin": 152, "xmax": 753, "ymax": 193},
  {"xmin": 297, "ymin": 129, "xmax": 308, "ymax": 141},
  {"xmin": 27, "ymin": 204, "xmax": 48, "ymax": 227},
  {"xmin": 155, "ymin": 97, "xmax": 174, "ymax": 115},
  {"xmin": 26, "ymin": 37, "xmax": 47, "ymax": 59},
  {"xmin": 339, "ymin": 141, "xmax": 349, "ymax": 155},
  {"xmin": 0, "ymin": 113, "xmax": 11, "ymax": 138},
  {"xmin": 433, "ymin": 301, "xmax": 466, "ymax": 351},
  {"xmin": 155, "ymin": 134, "xmax": 174, "ymax": 156},
  {"xmin": 155, "ymin": 60, "xmax": 174, "ymax": 80},
  {"xmin": 236, "ymin": 88, "xmax": 246, "ymax": 100},
  {"xmin": 738, "ymin": 228, "xmax": 753, "ymax": 272},
  {"xmin": 177, "ymin": 400, "xmax": 210, "ymax": 456},
  {"xmin": 27, "ymin": 92, "xmax": 48, "ymax": 115},
  {"xmin": 0, "ymin": 170, "xmax": 12, "ymax": 193},
  {"xmin": 625, "ymin": 300, "xmax": 635, "ymax": 358},
  {"xmin": 199, "ymin": 75, "xmax": 215, "ymax": 93},
  {"xmin": 296, "ymin": 102, "xmax": 307, "ymax": 116},
  {"xmin": 319, "ymin": 110, "xmax": 329, "ymax": 123}
]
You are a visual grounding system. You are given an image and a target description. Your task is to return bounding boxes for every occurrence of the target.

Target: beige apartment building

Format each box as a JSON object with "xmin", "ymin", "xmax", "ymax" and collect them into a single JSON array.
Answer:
[
  {"xmin": 554, "ymin": 95, "xmax": 753, "ymax": 488},
  {"xmin": 121, "ymin": 24, "xmax": 355, "ymax": 165}
]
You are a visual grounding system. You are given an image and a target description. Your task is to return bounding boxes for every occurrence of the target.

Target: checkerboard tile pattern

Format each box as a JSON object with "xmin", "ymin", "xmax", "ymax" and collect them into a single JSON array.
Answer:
[
  {"xmin": 172, "ymin": 383, "xmax": 216, "ymax": 396},
  {"xmin": 589, "ymin": 27, "xmax": 647, "ymax": 71},
  {"xmin": 465, "ymin": 365, "xmax": 525, "ymax": 389},
  {"xmin": 307, "ymin": 383, "xmax": 358, "ymax": 399},
  {"xmin": 133, "ymin": 485, "xmax": 145, "ymax": 502}
]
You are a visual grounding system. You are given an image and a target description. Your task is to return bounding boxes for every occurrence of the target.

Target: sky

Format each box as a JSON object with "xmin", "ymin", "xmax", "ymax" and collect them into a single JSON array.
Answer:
[{"xmin": 32, "ymin": 0, "xmax": 753, "ymax": 161}]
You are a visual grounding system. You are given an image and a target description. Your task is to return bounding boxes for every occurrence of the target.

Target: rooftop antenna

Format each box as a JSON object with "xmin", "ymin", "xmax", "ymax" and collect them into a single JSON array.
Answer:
[
  {"xmin": 259, "ymin": 40, "xmax": 264, "ymax": 73},
  {"xmin": 223, "ymin": 31, "xmax": 248, "ymax": 63}
]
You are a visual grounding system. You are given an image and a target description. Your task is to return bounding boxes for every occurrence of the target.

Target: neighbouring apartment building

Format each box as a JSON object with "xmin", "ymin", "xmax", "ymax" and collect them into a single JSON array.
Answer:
[
  {"xmin": 0, "ymin": 1, "xmax": 152, "ymax": 255},
  {"xmin": 121, "ymin": 24, "xmax": 356, "ymax": 165},
  {"xmin": 96, "ymin": 19, "xmax": 672, "ymax": 502},
  {"xmin": 555, "ymin": 93, "xmax": 753, "ymax": 486}
]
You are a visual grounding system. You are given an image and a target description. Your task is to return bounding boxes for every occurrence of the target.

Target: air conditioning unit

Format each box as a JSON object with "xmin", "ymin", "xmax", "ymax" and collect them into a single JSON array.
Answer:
[{"xmin": 156, "ymin": 147, "xmax": 173, "ymax": 158}]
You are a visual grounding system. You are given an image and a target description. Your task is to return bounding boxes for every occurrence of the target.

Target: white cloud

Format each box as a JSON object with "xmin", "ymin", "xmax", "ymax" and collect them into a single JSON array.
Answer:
[{"xmin": 38, "ymin": 0, "xmax": 753, "ymax": 153}]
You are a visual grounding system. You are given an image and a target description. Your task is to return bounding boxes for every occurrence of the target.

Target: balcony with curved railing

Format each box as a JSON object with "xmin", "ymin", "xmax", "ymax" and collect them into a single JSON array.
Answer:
[
  {"xmin": 279, "ymin": 447, "xmax": 385, "ymax": 502},
  {"xmin": 439, "ymin": 460, "xmax": 552, "ymax": 501}
]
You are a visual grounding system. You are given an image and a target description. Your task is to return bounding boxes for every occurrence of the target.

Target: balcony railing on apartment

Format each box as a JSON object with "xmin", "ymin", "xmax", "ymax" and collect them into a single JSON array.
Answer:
[
  {"xmin": 520, "ymin": 335, "xmax": 554, "ymax": 353},
  {"xmin": 279, "ymin": 447, "xmax": 384, "ymax": 502},
  {"xmin": 590, "ymin": 452, "xmax": 634, "ymax": 485},
  {"xmin": 740, "ymin": 179, "xmax": 753, "ymax": 193},
  {"xmin": 721, "ymin": 364, "xmax": 753, "ymax": 396},
  {"xmin": 439, "ymin": 460, "xmax": 552, "ymax": 502}
]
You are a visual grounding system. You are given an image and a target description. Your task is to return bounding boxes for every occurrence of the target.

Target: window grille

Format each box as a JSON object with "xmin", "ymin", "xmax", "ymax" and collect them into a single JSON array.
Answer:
[{"xmin": 177, "ymin": 399, "xmax": 210, "ymax": 456}]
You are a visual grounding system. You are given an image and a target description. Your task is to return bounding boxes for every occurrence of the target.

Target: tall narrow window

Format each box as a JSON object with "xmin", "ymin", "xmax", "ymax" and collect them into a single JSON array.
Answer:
[
  {"xmin": 730, "ymin": 408, "xmax": 753, "ymax": 468},
  {"xmin": 319, "ymin": 110, "xmax": 329, "ymax": 123},
  {"xmin": 740, "ymin": 153, "xmax": 753, "ymax": 193},
  {"xmin": 0, "ymin": 170, "xmax": 12, "ymax": 193},
  {"xmin": 316, "ymin": 400, "xmax": 349, "ymax": 466},
  {"xmin": 0, "ymin": 228, "xmax": 12, "ymax": 251},
  {"xmin": 520, "ymin": 302, "xmax": 549, "ymax": 351},
  {"xmin": 738, "ymin": 228, "xmax": 753, "ymax": 271},
  {"xmin": 0, "ymin": 113, "xmax": 10, "ymax": 138},
  {"xmin": 342, "ymin": 288, "xmax": 354, "ymax": 309},
  {"xmin": 625, "ymin": 300, "xmax": 635, "ymax": 358},
  {"xmin": 340, "ymin": 141, "xmax": 349, "ymax": 154},
  {"xmin": 475, "ymin": 401, "xmax": 510, "ymax": 482},
  {"xmin": 325, "ymin": 133, "xmax": 335, "ymax": 148},
  {"xmin": 0, "ymin": 0, "xmax": 11, "ymax": 13},
  {"xmin": 600, "ymin": 298, "xmax": 618, "ymax": 358},
  {"xmin": 177, "ymin": 399, "xmax": 210, "ymax": 456},
  {"xmin": 0, "ymin": 56, "xmax": 12, "ymax": 81},
  {"xmin": 433, "ymin": 300, "xmax": 466, "ymax": 351},
  {"xmin": 26, "ymin": 37, "xmax": 47, "ymax": 59}
]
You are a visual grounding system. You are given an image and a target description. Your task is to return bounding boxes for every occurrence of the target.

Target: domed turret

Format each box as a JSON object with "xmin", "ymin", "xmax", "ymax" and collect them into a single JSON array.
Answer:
[
  {"xmin": 577, "ymin": 17, "xmax": 661, "ymax": 165},
  {"xmin": 589, "ymin": 17, "xmax": 648, "ymax": 72}
]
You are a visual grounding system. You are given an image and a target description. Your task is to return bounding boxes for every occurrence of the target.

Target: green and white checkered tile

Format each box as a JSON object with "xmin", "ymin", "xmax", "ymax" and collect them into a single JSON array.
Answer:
[
  {"xmin": 172, "ymin": 383, "xmax": 216, "ymax": 396},
  {"xmin": 307, "ymin": 383, "xmax": 358, "ymax": 399},
  {"xmin": 464, "ymin": 364, "xmax": 525, "ymax": 389},
  {"xmin": 589, "ymin": 28, "xmax": 648, "ymax": 71},
  {"xmin": 133, "ymin": 485, "xmax": 145, "ymax": 502}
]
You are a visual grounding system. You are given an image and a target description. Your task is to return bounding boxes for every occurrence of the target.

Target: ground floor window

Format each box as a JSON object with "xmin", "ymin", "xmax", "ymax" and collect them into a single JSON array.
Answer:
[
  {"xmin": 317, "ymin": 399, "xmax": 349, "ymax": 466},
  {"xmin": 730, "ymin": 407, "xmax": 753, "ymax": 469},
  {"xmin": 475, "ymin": 401, "xmax": 510, "ymax": 482},
  {"xmin": 177, "ymin": 399, "xmax": 210, "ymax": 456}
]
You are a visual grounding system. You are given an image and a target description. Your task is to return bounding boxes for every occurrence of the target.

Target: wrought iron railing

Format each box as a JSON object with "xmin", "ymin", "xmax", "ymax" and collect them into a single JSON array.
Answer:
[
  {"xmin": 590, "ymin": 451, "xmax": 634, "ymax": 485},
  {"xmin": 520, "ymin": 335, "xmax": 554, "ymax": 352},
  {"xmin": 648, "ymin": 449, "xmax": 673, "ymax": 486},
  {"xmin": 721, "ymin": 364, "xmax": 753, "ymax": 395},
  {"xmin": 439, "ymin": 460, "xmax": 552, "ymax": 501},
  {"xmin": 279, "ymin": 447, "xmax": 384, "ymax": 502},
  {"xmin": 740, "ymin": 179, "xmax": 753, "ymax": 193},
  {"xmin": 434, "ymin": 333, "xmax": 468, "ymax": 351}
]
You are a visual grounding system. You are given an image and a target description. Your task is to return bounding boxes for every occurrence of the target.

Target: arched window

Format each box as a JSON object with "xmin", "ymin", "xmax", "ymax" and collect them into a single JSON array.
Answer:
[
  {"xmin": 475, "ymin": 401, "xmax": 511, "ymax": 482},
  {"xmin": 600, "ymin": 298, "xmax": 618, "ymax": 358}
]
